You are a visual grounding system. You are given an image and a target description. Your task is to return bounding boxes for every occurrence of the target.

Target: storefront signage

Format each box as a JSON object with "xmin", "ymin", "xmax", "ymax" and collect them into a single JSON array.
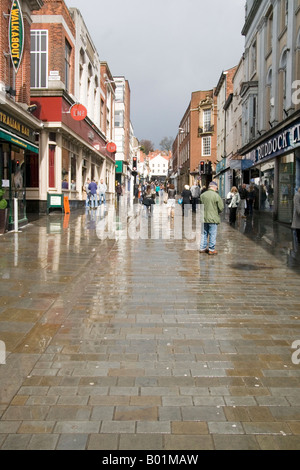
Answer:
[
  {"xmin": 70, "ymin": 103, "xmax": 87, "ymax": 121},
  {"xmin": 255, "ymin": 121, "xmax": 300, "ymax": 162},
  {"xmin": 0, "ymin": 111, "xmax": 31, "ymax": 138},
  {"xmin": 9, "ymin": 0, "xmax": 24, "ymax": 73},
  {"xmin": 106, "ymin": 142, "xmax": 117, "ymax": 153}
]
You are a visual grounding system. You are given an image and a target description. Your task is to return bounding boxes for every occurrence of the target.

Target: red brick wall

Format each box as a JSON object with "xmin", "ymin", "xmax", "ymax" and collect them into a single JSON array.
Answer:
[
  {"xmin": 190, "ymin": 90, "xmax": 218, "ymax": 174},
  {"xmin": 31, "ymin": 0, "xmax": 76, "ymax": 95}
]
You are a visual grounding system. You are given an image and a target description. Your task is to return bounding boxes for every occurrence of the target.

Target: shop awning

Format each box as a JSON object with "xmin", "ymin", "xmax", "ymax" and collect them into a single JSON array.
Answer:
[{"xmin": 0, "ymin": 128, "xmax": 39, "ymax": 154}]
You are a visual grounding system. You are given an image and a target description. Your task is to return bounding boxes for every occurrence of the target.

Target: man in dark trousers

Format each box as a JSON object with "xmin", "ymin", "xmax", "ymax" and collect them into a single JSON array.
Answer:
[
  {"xmin": 199, "ymin": 181, "xmax": 224, "ymax": 256},
  {"xmin": 239, "ymin": 184, "xmax": 249, "ymax": 217},
  {"xmin": 88, "ymin": 179, "xmax": 98, "ymax": 209}
]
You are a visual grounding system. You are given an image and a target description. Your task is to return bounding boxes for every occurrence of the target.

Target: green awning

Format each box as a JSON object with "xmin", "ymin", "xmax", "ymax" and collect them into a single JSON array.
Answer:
[
  {"xmin": 0, "ymin": 128, "xmax": 39, "ymax": 154},
  {"xmin": 115, "ymin": 160, "xmax": 123, "ymax": 174}
]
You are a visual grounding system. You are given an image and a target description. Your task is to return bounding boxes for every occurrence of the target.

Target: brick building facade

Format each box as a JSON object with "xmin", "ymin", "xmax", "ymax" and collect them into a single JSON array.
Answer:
[
  {"xmin": 0, "ymin": 0, "xmax": 44, "ymax": 230},
  {"xmin": 172, "ymin": 89, "xmax": 217, "ymax": 192},
  {"xmin": 29, "ymin": 0, "xmax": 116, "ymax": 212}
]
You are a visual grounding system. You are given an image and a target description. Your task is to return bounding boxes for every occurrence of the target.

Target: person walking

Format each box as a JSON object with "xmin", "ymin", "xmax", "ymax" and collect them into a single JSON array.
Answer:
[
  {"xmin": 142, "ymin": 185, "xmax": 155, "ymax": 216},
  {"xmin": 191, "ymin": 181, "xmax": 201, "ymax": 213},
  {"xmin": 88, "ymin": 179, "xmax": 98, "ymax": 209},
  {"xmin": 83, "ymin": 178, "xmax": 91, "ymax": 208},
  {"xmin": 199, "ymin": 181, "xmax": 224, "ymax": 255},
  {"xmin": 98, "ymin": 179, "xmax": 107, "ymax": 206},
  {"xmin": 116, "ymin": 182, "xmax": 122, "ymax": 204},
  {"xmin": 226, "ymin": 186, "xmax": 241, "ymax": 226},
  {"xmin": 167, "ymin": 184, "xmax": 176, "ymax": 218},
  {"xmin": 292, "ymin": 187, "xmax": 300, "ymax": 249},
  {"xmin": 239, "ymin": 183, "xmax": 248, "ymax": 217},
  {"xmin": 247, "ymin": 185, "xmax": 256, "ymax": 216},
  {"xmin": 181, "ymin": 185, "xmax": 192, "ymax": 216}
]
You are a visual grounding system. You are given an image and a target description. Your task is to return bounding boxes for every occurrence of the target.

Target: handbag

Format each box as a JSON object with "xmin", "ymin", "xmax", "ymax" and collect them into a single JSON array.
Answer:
[
  {"xmin": 178, "ymin": 198, "xmax": 183, "ymax": 205},
  {"xmin": 226, "ymin": 196, "xmax": 232, "ymax": 205}
]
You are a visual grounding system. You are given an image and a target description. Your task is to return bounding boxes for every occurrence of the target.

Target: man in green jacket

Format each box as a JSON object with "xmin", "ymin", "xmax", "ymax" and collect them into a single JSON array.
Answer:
[{"xmin": 199, "ymin": 181, "xmax": 224, "ymax": 255}]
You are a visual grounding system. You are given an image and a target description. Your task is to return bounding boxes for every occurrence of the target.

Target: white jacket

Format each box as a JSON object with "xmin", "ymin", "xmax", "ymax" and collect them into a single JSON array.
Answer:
[{"xmin": 227, "ymin": 191, "xmax": 240, "ymax": 208}]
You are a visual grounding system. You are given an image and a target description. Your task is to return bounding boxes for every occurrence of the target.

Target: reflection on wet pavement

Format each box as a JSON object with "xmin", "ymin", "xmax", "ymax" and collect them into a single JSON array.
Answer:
[{"xmin": 0, "ymin": 204, "xmax": 300, "ymax": 450}]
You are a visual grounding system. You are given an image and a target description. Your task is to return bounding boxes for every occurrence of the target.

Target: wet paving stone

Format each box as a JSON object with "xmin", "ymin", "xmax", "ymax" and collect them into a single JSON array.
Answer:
[{"xmin": 0, "ymin": 207, "xmax": 300, "ymax": 449}]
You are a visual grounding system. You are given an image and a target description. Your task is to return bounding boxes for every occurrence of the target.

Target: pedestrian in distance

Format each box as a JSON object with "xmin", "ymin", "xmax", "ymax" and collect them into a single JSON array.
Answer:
[
  {"xmin": 239, "ymin": 183, "xmax": 248, "ymax": 217},
  {"xmin": 191, "ymin": 181, "xmax": 201, "ymax": 213},
  {"xmin": 116, "ymin": 182, "xmax": 122, "ymax": 204},
  {"xmin": 292, "ymin": 187, "xmax": 300, "ymax": 249},
  {"xmin": 83, "ymin": 178, "xmax": 91, "ymax": 208},
  {"xmin": 98, "ymin": 179, "xmax": 107, "ymax": 205},
  {"xmin": 88, "ymin": 179, "xmax": 98, "ymax": 209},
  {"xmin": 181, "ymin": 185, "xmax": 192, "ymax": 216},
  {"xmin": 199, "ymin": 181, "xmax": 224, "ymax": 255},
  {"xmin": 62, "ymin": 179, "xmax": 68, "ymax": 190},
  {"xmin": 142, "ymin": 185, "xmax": 155, "ymax": 216},
  {"xmin": 167, "ymin": 184, "xmax": 176, "ymax": 218},
  {"xmin": 246, "ymin": 185, "xmax": 256, "ymax": 216},
  {"xmin": 226, "ymin": 186, "xmax": 241, "ymax": 226}
]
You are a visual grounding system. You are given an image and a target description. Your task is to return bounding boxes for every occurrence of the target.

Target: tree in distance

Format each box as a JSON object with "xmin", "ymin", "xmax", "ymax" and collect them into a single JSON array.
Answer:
[
  {"xmin": 140, "ymin": 139, "xmax": 155, "ymax": 155},
  {"xmin": 160, "ymin": 136, "xmax": 174, "ymax": 152}
]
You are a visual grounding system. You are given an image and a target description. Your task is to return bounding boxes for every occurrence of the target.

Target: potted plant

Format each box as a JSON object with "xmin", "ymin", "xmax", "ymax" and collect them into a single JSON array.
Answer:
[{"xmin": 0, "ymin": 188, "xmax": 8, "ymax": 234}]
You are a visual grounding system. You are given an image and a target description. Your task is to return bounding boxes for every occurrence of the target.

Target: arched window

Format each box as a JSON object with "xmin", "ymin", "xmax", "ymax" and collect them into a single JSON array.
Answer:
[
  {"xmin": 278, "ymin": 49, "xmax": 289, "ymax": 119},
  {"xmin": 295, "ymin": 30, "xmax": 300, "ymax": 110},
  {"xmin": 266, "ymin": 68, "xmax": 273, "ymax": 129}
]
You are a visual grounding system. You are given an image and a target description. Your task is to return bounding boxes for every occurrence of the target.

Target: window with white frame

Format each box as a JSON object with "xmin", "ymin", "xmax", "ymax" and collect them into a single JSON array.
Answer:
[
  {"xmin": 202, "ymin": 136, "xmax": 211, "ymax": 156},
  {"xmin": 250, "ymin": 40, "xmax": 257, "ymax": 77},
  {"xmin": 203, "ymin": 109, "xmax": 211, "ymax": 132},
  {"xmin": 30, "ymin": 30, "xmax": 48, "ymax": 88},
  {"xmin": 65, "ymin": 40, "xmax": 72, "ymax": 92}
]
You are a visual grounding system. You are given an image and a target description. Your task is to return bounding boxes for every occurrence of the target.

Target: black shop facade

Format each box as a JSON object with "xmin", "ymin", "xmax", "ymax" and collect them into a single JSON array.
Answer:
[
  {"xmin": 240, "ymin": 114, "xmax": 300, "ymax": 225},
  {"xmin": 0, "ymin": 105, "xmax": 42, "ymax": 230}
]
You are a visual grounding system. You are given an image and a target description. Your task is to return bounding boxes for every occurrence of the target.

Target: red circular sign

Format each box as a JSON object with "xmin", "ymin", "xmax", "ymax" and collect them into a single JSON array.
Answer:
[
  {"xmin": 106, "ymin": 142, "xmax": 117, "ymax": 153},
  {"xmin": 70, "ymin": 104, "xmax": 87, "ymax": 121}
]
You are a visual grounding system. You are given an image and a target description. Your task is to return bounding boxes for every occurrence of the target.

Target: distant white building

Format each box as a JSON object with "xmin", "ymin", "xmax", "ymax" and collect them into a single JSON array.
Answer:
[{"xmin": 149, "ymin": 152, "xmax": 171, "ymax": 181}]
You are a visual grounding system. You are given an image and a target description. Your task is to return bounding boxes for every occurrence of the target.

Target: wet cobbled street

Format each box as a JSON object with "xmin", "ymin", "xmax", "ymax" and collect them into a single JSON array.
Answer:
[{"xmin": 0, "ymin": 204, "xmax": 300, "ymax": 450}]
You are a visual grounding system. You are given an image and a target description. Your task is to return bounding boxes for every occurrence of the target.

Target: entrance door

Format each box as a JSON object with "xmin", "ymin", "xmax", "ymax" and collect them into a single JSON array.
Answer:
[{"xmin": 278, "ymin": 153, "xmax": 294, "ymax": 223}]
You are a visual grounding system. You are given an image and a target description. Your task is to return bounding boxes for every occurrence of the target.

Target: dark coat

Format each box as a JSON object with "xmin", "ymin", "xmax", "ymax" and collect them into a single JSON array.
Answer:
[
  {"xmin": 181, "ymin": 189, "xmax": 192, "ymax": 204},
  {"xmin": 292, "ymin": 191, "xmax": 300, "ymax": 230}
]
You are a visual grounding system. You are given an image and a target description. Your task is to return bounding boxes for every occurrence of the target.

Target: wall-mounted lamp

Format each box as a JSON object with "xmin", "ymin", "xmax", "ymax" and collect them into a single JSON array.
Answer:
[{"xmin": 28, "ymin": 104, "xmax": 37, "ymax": 113}]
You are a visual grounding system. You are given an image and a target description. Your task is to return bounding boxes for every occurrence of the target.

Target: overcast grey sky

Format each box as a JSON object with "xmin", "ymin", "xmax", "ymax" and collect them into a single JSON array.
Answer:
[{"xmin": 65, "ymin": 0, "xmax": 246, "ymax": 149}]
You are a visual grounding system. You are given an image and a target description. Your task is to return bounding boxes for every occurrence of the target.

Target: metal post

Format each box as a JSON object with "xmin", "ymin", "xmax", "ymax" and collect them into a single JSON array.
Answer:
[{"xmin": 14, "ymin": 197, "xmax": 18, "ymax": 232}]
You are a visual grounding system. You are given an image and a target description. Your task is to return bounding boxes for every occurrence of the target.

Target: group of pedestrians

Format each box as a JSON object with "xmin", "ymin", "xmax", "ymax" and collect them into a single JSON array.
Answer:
[{"xmin": 83, "ymin": 178, "xmax": 107, "ymax": 209}]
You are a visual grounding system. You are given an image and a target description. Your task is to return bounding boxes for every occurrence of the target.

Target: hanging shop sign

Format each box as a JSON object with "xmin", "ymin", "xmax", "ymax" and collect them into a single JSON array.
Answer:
[
  {"xmin": 9, "ymin": 0, "xmax": 24, "ymax": 74},
  {"xmin": 106, "ymin": 142, "xmax": 117, "ymax": 153},
  {"xmin": 70, "ymin": 103, "xmax": 87, "ymax": 121}
]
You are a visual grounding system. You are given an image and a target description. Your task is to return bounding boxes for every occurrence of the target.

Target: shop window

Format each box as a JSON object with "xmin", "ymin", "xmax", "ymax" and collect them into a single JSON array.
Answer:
[
  {"xmin": 278, "ymin": 153, "xmax": 294, "ymax": 223},
  {"xmin": 25, "ymin": 153, "xmax": 39, "ymax": 188},
  {"xmin": 260, "ymin": 161, "xmax": 275, "ymax": 213},
  {"xmin": 70, "ymin": 154, "xmax": 76, "ymax": 185}
]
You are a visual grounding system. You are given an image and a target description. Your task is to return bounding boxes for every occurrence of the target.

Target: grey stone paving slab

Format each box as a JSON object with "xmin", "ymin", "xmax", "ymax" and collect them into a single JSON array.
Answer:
[{"xmin": 1, "ymin": 208, "xmax": 300, "ymax": 450}]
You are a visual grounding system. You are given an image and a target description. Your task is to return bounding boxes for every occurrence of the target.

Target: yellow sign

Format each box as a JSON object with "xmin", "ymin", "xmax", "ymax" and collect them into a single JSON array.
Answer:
[
  {"xmin": 0, "ymin": 111, "xmax": 30, "ymax": 138},
  {"xmin": 9, "ymin": 0, "xmax": 24, "ymax": 73}
]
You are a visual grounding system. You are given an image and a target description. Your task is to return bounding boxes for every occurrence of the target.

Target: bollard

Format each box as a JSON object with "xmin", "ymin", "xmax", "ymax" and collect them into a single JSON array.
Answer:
[{"xmin": 14, "ymin": 198, "xmax": 18, "ymax": 232}]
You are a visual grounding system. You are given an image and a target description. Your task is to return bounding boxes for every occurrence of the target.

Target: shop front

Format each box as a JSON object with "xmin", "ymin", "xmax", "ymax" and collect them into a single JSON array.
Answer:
[
  {"xmin": 0, "ymin": 108, "xmax": 41, "ymax": 230},
  {"xmin": 242, "ymin": 117, "xmax": 300, "ymax": 224}
]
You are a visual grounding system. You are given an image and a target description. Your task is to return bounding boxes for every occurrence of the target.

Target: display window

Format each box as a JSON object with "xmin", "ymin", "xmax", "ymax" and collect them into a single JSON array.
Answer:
[{"xmin": 278, "ymin": 153, "xmax": 294, "ymax": 224}]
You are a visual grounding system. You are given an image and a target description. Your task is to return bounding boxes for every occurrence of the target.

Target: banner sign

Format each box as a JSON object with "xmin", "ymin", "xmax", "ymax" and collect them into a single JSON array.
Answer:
[{"xmin": 9, "ymin": 0, "xmax": 24, "ymax": 73}]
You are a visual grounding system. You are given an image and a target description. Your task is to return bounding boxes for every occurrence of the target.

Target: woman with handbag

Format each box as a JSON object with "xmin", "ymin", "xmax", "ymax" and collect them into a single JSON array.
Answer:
[{"xmin": 226, "ymin": 186, "xmax": 240, "ymax": 226}]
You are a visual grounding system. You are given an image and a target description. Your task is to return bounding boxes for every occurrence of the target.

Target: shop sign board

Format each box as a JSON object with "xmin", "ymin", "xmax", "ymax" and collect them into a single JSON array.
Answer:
[
  {"xmin": 253, "ymin": 120, "xmax": 300, "ymax": 163},
  {"xmin": 9, "ymin": 0, "xmax": 24, "ymax": 74}
]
